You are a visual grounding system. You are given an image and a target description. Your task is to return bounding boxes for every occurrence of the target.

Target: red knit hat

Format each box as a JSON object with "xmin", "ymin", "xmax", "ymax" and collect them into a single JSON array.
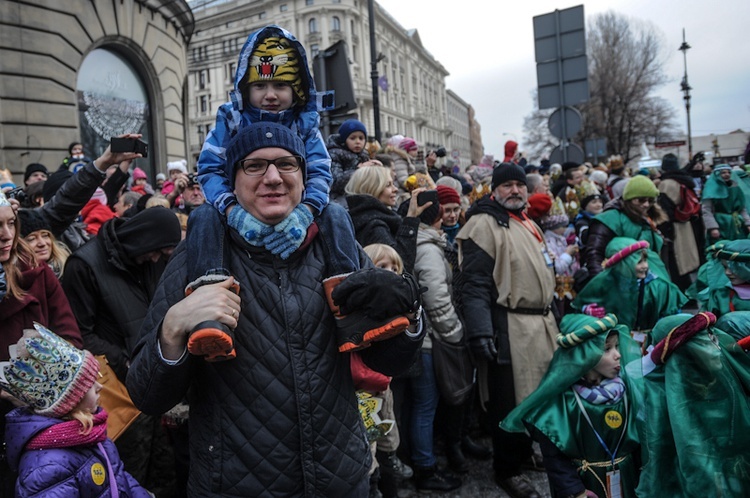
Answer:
[
  {"xmin": 527, "ymin": 193, "xmax": 552, "ymax": 219},
  {"xmin": 436, "ymin": 185, "xmax": 460, "ymax": 206},
  {"xmin": 399, "ymin": 137, "xmax": 418, "ymax": 152}
]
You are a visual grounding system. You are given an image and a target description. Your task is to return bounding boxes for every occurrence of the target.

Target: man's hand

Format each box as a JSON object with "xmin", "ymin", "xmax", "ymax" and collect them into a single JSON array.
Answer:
[
  {"xmin": 94, "ymin": 133, "xmax": 144, "ymax": 172},
  {"xmin": 709, "ymin": 228, "xmax": 720, "ymax": 239},
  {"xmin": 160, "ymin": 278, "xmax": 241, "ymax": 360},
  {"xmin": 468, "ymin": 337, "xmax": 497, "ymax": 363},
  {"xmin": 425, "ymin": 151, "xmax": 437, "ymax": 167}
]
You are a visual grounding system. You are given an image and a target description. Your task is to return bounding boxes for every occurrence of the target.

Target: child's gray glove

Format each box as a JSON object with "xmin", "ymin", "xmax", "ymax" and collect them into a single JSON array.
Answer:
[
  {"xmin": 264, "ymin": 205, "xmax": 314, "ymax": 259},
  {"xmin": 331, "ymin": 268, "xmax": 423, "ymax": 319}
]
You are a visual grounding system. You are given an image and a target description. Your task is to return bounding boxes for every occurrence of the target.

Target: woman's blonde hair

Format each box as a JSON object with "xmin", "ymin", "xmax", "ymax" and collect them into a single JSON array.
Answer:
[
  {"xmin": 23, "ymin": 229, "xmax": 70, "ymax": 277},
  {"xmin": 345, "ymin": 166, "xmax": 392, "ymax": 198},
  {"xmin": 145, "ymin": 195, "xmax": 170, "ymax": 209},
  {"xmin": 363, "ymin": 243, "xmax": 403, "ymax": 274}
]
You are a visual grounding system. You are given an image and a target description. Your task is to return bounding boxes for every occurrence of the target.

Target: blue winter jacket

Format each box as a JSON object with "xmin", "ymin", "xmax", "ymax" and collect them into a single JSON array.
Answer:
[
  {"xmin": 5, "ymin": 408, "xmax": 150, "ymax": 497},
  {"xmin": 197, "ymin": 25, "xmax": 332, "ymax": 215}
]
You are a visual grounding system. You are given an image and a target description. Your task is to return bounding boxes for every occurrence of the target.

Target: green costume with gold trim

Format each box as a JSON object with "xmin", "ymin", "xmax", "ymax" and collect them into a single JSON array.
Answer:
[
  {"xmin": 502, "ymin": 314, "xmax": 642, "ymax": 498},
  {"xmin": 695, "ymin": 240, "xmax": 750, "ymax": 317}
]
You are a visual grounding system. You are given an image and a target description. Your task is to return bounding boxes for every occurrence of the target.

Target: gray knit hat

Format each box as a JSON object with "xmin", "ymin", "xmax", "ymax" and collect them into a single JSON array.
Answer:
[{"xmin": 225, "ymin": 122, "xmax": 306, "ymax": 187}]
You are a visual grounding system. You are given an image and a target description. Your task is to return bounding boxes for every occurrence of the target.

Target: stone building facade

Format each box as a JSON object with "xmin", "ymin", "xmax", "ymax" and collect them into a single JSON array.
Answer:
[
  {"xmin": 187, "ymin": 0, "xmax": 483, "ymax": 169},
  {"xmin": 0, "ymin": 0, "xmax": 194, "ymax": 183}
]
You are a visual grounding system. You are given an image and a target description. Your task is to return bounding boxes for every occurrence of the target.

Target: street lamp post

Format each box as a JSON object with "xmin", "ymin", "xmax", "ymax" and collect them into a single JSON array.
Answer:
[
  {"xmin": 678, "ymin": 29, "xmax": 693, "ymax": 159},
  {"xmin": 367, "ymin": 0, "xmax": 381, "ymax": 143}
]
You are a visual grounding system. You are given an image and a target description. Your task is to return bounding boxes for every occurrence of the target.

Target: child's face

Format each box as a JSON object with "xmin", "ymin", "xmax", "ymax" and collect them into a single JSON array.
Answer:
[
  {"xmin": 586, "ymin": 198, "xmax": 603, "ymax": 214},
  {"xmin": 134, "ymin": 178, "xmax": 147, "ymax": 186},
  {"xmin": 592, "ymin": 334, "xmax": 621, "ymax": 381},
  {"xmin": 723, "ymin": 261, "xmax": 747, "ymax": 286},
  {"xmin": 249, "ymin": 82, "xmax": 294, "ymax": 113},
  {"xmin": 634, "ymin": 251, "xmax": 649, "ymax": 279},
  {"xmin": 552, "ymin": 225, "xmax": 567, "ymax": 235},
  {"xmin": 345, "ymin": 131, "xmax": 366, "ymax": 154},
  {"xmin": 169, "ymin": 169, "xmax": 181, "ymax": 180},
  {"xmin": 373, "ymin": 257, "xmax": 399, "ymax": 274},
  {"xmin": 75, "ymin": 381, "xmax": 103, "ymax": 414}
]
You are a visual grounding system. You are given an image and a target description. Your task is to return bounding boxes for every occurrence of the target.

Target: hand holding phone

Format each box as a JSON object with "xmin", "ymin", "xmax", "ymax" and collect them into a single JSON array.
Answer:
[
  {"xmin": 110, "ymin": 137, "xmax": 148, "ymax": 157},
  {"xmin": 417, "ymin": 190, "xmax": 438, "ymax": 207}
]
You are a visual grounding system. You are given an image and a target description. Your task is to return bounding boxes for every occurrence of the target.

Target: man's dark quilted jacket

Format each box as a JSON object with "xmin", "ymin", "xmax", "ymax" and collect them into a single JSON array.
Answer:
[{"xmin": 127, "ymin": 225, "xmax": 423, "ymax": 496}]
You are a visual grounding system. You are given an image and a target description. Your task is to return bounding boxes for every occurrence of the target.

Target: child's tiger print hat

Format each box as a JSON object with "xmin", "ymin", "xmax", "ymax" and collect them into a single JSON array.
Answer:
[{"xmin": 247, "ymin": 36, "xmax": 306, "ymax": 104}]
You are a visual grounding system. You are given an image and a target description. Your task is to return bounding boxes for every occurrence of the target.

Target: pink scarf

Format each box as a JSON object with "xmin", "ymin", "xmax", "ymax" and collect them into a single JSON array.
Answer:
[{"xmin": 26, "ymin": 409, "xmax": 109, "ymax": 450}]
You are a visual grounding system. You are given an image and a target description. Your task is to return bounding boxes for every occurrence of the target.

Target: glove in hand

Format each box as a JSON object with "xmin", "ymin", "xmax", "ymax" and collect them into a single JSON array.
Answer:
[
  {"xmin": 228, "ymin": 204, "xmax": 273, "ymax": 245},
  {"xmin": 331, "ymin": 268, "xmax": 422, "ymax": 319},
  {"xmin": 263, "ymin": 205, "xmax": 314, "ymax": 259},
  {"xmin": 468, "ymin": 337, "xmax": 497, "ymax": 363},
  {"xmin": 582, "ymin": 303, "xmax": 606, "ymax": 318}
]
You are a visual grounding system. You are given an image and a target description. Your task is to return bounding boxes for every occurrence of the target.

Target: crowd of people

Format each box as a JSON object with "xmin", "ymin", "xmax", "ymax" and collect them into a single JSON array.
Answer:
[{"xmin": 2, "ymin": 22, "xmax": 750, "ymax": 498}]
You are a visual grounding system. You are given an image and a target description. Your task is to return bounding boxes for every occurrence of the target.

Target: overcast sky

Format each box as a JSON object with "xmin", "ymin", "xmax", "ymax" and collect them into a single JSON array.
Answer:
[{"xmin": 374, "ymin": 0, "xmax": 750, "ymax": 161}]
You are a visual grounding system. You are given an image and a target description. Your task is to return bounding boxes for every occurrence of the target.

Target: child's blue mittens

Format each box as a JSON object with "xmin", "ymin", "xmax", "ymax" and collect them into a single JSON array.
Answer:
[
  {"xmin": 227, "ymin": 204, "xmax": 273, "ymax": 246},
  {"xmin": 263, "ymin": 205, "xmax": 314, "ymax": 259}
]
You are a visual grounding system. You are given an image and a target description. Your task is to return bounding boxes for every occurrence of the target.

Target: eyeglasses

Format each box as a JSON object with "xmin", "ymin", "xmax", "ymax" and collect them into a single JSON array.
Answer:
[{"xmin": 237, "ymin": 155, "xmax": 303, "ymax": 177}]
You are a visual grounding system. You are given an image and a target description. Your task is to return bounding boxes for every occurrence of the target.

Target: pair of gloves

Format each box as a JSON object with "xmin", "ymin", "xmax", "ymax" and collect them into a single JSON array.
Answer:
[
  {"xmin": 228, "ymin": 204, "xmax": 313, "ymax": 259},
  {"xmin": 331, "ymin": 268, "xmax": 423, "ymax": 320}
]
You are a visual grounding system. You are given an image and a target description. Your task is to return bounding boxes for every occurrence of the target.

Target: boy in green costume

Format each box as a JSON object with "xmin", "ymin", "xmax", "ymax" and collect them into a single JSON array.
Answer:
[
  {"xmin": 701, "ymin": 164, "xmax": 750, "ymax": 242},
  {"xmin": 573, "ymin": 237, "xmax": 686, "ymax": 347},
  {"xmin": 694, "ymin": 239, "xmax": 750, "ymax": 317},
  {"xmin": 501, "ymin": 313, "xmax": 642, "ymax": 498}
]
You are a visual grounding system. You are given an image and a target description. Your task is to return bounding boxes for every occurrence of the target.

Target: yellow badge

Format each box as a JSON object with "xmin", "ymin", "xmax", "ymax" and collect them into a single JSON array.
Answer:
[
  {"xmin": 91, "ymin": 462, "xmax": 106, "ymax": 486},
  {"xmin": 604, "ymin": 410, "xmax": 623, "ymax": 429}
]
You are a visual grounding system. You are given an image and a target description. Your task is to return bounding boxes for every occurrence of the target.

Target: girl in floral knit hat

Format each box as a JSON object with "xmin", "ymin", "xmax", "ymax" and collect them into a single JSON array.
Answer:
[{"xmin": 2, "ymin": 324, "xmax": 150, "ymax": 497}]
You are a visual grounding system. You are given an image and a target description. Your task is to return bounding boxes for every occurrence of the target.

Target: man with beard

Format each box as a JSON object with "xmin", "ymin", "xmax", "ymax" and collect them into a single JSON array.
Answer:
[
  {"xmin": 61, "ymin": 207, "xmax": 182, "ymax": 496},
  {"xmin": 456, "ymin": 163, "xmax": 559, "ymax": 498}
]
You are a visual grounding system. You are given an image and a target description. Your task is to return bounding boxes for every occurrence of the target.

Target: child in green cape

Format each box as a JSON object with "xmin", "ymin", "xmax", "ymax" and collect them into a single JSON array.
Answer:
[
  {"xmin": 573, "ymin": 237, "xmax": 686, "ymax": 347},
  {"xmin": 501, "ymin": 313, "xmax": 642, "ymax": 498}
]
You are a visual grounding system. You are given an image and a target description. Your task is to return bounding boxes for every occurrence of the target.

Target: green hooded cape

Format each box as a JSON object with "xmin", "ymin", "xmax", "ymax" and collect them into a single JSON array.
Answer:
[
  {"xmin": 634, "ymin": 313, "xmax": 750, "ymax": 497},
  {"xmin": 573, "ymin": 237, "xmax": 687, "ymax": 334},
  {"xmin": 501, "ymin": 313, "xmax": 642, "ymax": 498},
  {"xmin": 695, "ymin": 240, "xmax": 750, "ymax": 317},
  {"xmin": 702, "ymin": 167, "xmax": 748, "ymax": 241}
]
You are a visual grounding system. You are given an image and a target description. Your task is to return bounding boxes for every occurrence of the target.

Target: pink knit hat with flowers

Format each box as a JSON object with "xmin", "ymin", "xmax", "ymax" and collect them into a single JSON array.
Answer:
[
  {"xmin": 132, "ymin": 167, "xmax": 148, "ymax": 181},
  {"xmin": 4, "ymin": 323, "xmax": 100, "ymax": 418}
]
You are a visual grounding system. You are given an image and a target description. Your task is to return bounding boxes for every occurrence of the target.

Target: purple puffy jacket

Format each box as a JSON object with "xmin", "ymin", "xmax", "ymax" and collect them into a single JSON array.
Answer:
[{"xmin": 5, "ymin": 408, "xmax": 151, "ymax": 497}]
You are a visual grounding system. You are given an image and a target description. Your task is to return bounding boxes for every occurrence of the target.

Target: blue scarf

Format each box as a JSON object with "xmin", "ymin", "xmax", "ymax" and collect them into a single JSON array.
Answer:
[{"xmin": 442, "ymin": 223, "xmax": 460, "ymax": 245}]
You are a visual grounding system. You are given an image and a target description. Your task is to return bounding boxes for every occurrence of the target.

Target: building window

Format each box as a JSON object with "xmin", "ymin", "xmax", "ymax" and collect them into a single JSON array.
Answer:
[
  {"xmin": 200, "ymin": 95, "xmax": 208, "ymax": 113},
  {"xmin": 259, "ymin": 11, "xmax": 266, "ymax": 20},
  {"xmin": 229, "ymin": 63, "xmax": 236, "ymax": 83},
  {"xmin": 310, "ymin": 44, "xmax": 320, "ymax": 58},
  {"xmin": 198, "ymin": 124, "xmax": 205, "ymax": 144},
  {"xmin": 306, "ymin": 0, "xmax": 314, "ymax": 5},
  {"xmin": 280, "ymin": 4, "xmax": 288, "ymax": 12},
  {"xmin": 309, "ymin": 18, "xmax": 317, "ymax": 34},
  {"xmin": 332, "ymin": 16, "xmax": 341, "ymax": 31}
]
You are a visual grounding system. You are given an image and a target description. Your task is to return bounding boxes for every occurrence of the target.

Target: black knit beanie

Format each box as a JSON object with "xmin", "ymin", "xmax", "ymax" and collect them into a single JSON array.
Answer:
[
  {"xmin": 17, "ymin": 209, "xmax": 51, "ymax": 238},
  {"xmin": 225, "ymin": 122, "xmax": 306, "ymax": 187},
  {"xmin": 661, "ymin": 153, "xmax": 679, "ymax": 172},
  {"xmin": 491, "ymin": 162, "xmax": 527, "ymax": 190},
  {"xmin": 24, "ymin": 163, "xmax": 48, "ymax": 183}
]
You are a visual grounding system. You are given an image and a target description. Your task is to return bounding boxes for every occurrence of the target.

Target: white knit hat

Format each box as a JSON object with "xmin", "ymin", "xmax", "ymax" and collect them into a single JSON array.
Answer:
[{"xmin": 167, "ymin": 159, "xmax": 188, "ymax": 174}]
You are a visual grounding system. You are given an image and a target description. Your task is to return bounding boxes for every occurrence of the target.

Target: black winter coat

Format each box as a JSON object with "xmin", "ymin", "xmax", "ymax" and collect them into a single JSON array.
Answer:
[
  {"xmin": 327, "ymin": 133, "xmax": 370, "ymax": 198},
  {"xmin": 62, "ymin": 219, "xmax": 168, "ymax": 382},
  {"xmin": 127, "ymin": 215, "xmax": 424, "ymax": 497},
  {"xmin": 346, "ymin": 194, "xmax": 419, "ymax": 273}
]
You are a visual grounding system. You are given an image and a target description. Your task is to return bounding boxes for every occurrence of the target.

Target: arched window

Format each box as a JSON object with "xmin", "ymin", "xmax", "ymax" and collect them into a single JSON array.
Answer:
[
  {"xmin": 332, "ymin": 16, "xmax": 341, "ymax": 31},
  {"xmin": 309, "ymin": 18, "xmax": 318, "ymax": 34},
  {"xmin": 77, "ymin": 48, "xmax": 152, "ymax": 174}
]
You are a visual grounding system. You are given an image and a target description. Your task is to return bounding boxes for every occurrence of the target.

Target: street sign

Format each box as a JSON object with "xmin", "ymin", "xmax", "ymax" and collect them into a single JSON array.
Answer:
[
  {"xmin": 585, "ymin": 138, "xmax": 607, "ymax": 163},
  {"xmin": 549, "ymin": 143, "xmax": 585, "ymax": 165},
  {"xmin": 654, "ymin": 140, "xmax": 687, "ymax": 148},
  {"xmin": 533, "ymin": 5, "xmax": 589, "ymax": 110},
  {"xmin": 548, "ymin": 106, "xmax": 582, "ymax": 140}
]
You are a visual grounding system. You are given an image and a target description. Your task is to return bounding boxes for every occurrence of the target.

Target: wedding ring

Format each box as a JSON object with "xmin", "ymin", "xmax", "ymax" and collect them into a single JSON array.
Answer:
[{"xmin": 232, "ymin": 309, "xmax": 238, "ymax": 319}]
